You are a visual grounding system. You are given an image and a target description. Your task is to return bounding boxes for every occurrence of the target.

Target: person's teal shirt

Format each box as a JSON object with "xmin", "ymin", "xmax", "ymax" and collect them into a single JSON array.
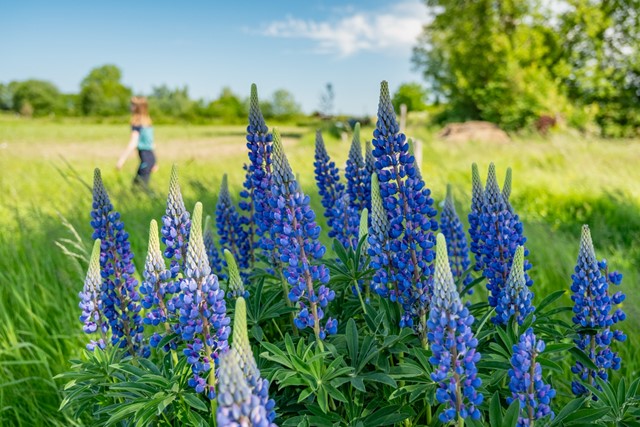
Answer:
[{"xmin": 132, "ymin": 125, "xmax": 154, "ymax": 150}]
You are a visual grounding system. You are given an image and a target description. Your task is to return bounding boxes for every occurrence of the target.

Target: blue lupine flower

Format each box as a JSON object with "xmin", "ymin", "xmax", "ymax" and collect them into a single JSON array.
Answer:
[
  {"xmin": 508, "ymin": 328, "xmax": 555, "ymax": 426},
  {"xmin": 468, "ymin": 163, "xmax": 484, "ymax": 270},
  {"xmin": 204, "ymin": 215, "xmax": 225, "ymax": 280},
  {"xmin": 232, "ymin": 297, "xmax": 277, "ymax": 424},
  {"xmin": 440, "ymin": 184, "xmax": 472, "ymax": 293},
  {"xmin": 78, "ymin": 239, "xmax": 107, "ymax": 351},
  {"xmin": 363, "ymin": 140, "xmax": 375, "ymax": 212},
  {"xmin": 224, "ymin": 249, "xmax": 249, "ymax": 300},
  {"xmin": 495, "ymin": 246, "xmax": 535, "ymax": 325},
  {"xmin": 216, "ymin": 174, "xmax": 250, "ymax": 274},
  {"xmin": 161, "ymin": 165, "xmax": 191, "ymax": 279},
  {"xmin": 570, "ymin": 225, "xmax": 626, "ymax": 396},
  {"xmin": 371, "ymin": 81, "xmax": 438, "ymax": 341},
  {"xmin": 368, "ymin": 173, "xmax": 395, "ymax": 300},
  {"xmin": 171, "ymin": 202, "xmax": 230, "ymax": 398},
  {"xmin": 332, "ymin": 193, "xmax": 360, "ymax": 249},
  {"xmin": 428, "ymin": 234, "xmax": 483, "ymax": 423},
  {"xmin": 269, "ymin": 128, "xmax": 336, "ymax": 342},
  {"xmin": 239, "ymin": 84, "xmax": 273, "ymax": 267},
  {"xmin": 345, "ymin": 122, "xmax": 368, "ymax": 212},
  {"xmin": 90, "ymin": 169, "xmax": 145, "ymax": 355},
  {"xmin": 478, "ymin": 163, "xmax": 532, "ymax": 314},
  {"xmin": 216, "ymin": 349, "xmax": 275, "ymax": 427}
]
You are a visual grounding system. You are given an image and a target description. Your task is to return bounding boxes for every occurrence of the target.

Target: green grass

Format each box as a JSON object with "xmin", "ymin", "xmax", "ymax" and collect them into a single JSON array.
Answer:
[{"xmin": 0, "ymin": 116, "xmax": 639, "ymax": 425}]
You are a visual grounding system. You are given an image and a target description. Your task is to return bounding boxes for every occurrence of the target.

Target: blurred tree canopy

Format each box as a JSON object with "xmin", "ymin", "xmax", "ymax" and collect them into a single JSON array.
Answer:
[
  {"xmin": 413, "ymin": 0, "xmax": 640, "ymax": 136},
  {"xmin": 79, "ymin": 64, "xmax": 132, "ymax": 116},
  {"xmin": 392, "ymin": 83, "xmax": 428, "ymax": 113},
  {"xmin": 9, "ymin": 80, "xmax": 64, "ymax": 117}
]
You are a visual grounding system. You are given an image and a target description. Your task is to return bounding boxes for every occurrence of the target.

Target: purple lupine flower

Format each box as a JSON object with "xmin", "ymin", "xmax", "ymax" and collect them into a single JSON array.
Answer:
[
  {"xmin": 224, "ymin": 249, "xmax": 249, "ymax": 300},
  {"xmin": 468, "ymin": 163, "xmax": 484, "ymax": 270},
  {"xmin": 161, "ymin": 165, "xmax": 191, "ymax": 280},
  {"xmin": 239, "ymin": 84, "xmax": 273, "ymax": 267},
  {"xmin": 371, "ymin": 81, "xmax": 438, "ymax": 343},
  {"xmin": 508, "ymin": 328, "xmax": 556, "ymax": 426},
  {"xmin": 172, "ymin": 202, "xmax": 230, "ymax": 398},
  {"xmin": 440, "ymin": 184, "xmax": 472, "ymax": 293},
  {"xmin": 313, "ymin": 129, "xmax": 358, "ymax": 247},
  {"xmin": 204, "ymin": 215, "xmax": 225, "ymax": 280},
  {"xmin": 269, "ymin": 128, "xmax": 336, "ymax": 342},
  {"xmin": 78, "ymin": 239, "xmax": 107, "ymax": 351},
  {"xmin": 428, "ymin": 234, "xmax": 483, "ymax": 423},
  {"xmin": 368, "ymin": 173, "xmax": 395, "ymax": 300},
  {"xmin": 216, "ymin": 349, "xmax": 276, "ymax": 427},
  {"xmin": 232, "ymin": 297, "xmax": 277, "ymax": 424},
  {"xmin": 90, "ymin": 169, "xmax": 144, "ymax": 356},
  {"xmin": 478, "ymin": 163, "xmax": 532, "ymax": 316},
  {"xmin": 495, "ymin": 246, "xmax": 535, "ymax": 325},
  {"xmin": 216, "ymin": 174, "xmax": 250, "ymax": 274},
  {"xmin": 345, "ymin": 122, "xmax": 369, "ymax": 213},
  {"xmin": 140, "ymin": 220, "xmax": 175, "ymax": 348},
  {"xmin": 570, "ymin": 225, "xmax": 626, "ymax": 396},
  {"xmin": 364, "ymin": 139, "xmax": 375, "ymax": 211}
]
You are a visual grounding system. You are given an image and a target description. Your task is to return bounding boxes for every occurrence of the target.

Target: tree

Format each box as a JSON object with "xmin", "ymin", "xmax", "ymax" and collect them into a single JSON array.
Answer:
[
  {"xmin": 392, "ymin": 83, "xmax": 428, "ymax": 112},
  {"xmin": 10, "ymin": 79, "xmax": 63, "ymax": 117},
  {"xmin": 0, "ymin": 83, "xmax": 13, "ymax": 111},
  {"xmin": 319, "ymin": 83, "xmax": 334, "ymax": 117},
  {"xmin": 271, "ymin": 89, "xmax": 301, "ymax": 118},
  {"xmin": 148, "ymin": 85, "xmax": 194, "ymax": 119},
  {"xmin": 79, "ymin": 65, "xmax": 132, "ymax": 116},
  {"xmin": 206, "ymin": 87, "xmax": 246, "ymax": 120}
]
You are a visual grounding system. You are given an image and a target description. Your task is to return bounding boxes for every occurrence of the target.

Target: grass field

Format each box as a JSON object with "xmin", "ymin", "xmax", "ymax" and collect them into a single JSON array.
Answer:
[{"xmin": 1, "ymin": 115, "xmax": 639, "ymax": 425}]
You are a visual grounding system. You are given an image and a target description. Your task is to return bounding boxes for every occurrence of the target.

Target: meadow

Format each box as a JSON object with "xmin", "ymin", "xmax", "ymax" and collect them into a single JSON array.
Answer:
[{"xmin": 0, "ymin": 114, "xmax": 639, "ymax": 425}]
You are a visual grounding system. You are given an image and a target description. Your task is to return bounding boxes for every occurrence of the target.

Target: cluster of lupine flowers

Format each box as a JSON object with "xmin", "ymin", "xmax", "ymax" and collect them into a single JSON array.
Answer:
[{"xmin": 76, "ymin": 81, "xmax": 628, "ymax": 425}]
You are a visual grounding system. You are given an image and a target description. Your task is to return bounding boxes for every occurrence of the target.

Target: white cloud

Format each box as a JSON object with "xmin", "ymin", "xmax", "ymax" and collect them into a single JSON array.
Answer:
[{"xmin": 260, "ymin": 1, "xmax": 429, "ymax": 57}]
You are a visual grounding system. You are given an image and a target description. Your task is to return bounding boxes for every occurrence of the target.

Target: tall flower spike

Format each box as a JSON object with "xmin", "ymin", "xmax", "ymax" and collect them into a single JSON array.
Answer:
[
  {"xmin": 440, "ymin": 184, "xmax": 472, "ymax": 292},
  {"xmin": 216, "ymin": 349, "xmax": 276, "ymax": 427},
  {"xmin": 364, "ymin": 140, "xmax": 375, "ymax": 211},
  {"xmin": 269, "ymin": 128, "xmax": 336, "ymax": 342},
  {"xmin": 203, "ymin": 215, "xmax": 225, "ymax": 279},
  {"xmin": 479, "ymin": 163, "xmax": 532, "ymax": 318},
  {"xmin": 358, "ymin": 208, "xmax": 369, "ymax": 252},
  {"xmin": 372, "ymin": 81, "xmax": 438, "ymax": 341},
  {"xmin": 78, "ymin": 239, "xmax": 107, "ymax": 351},
  {"xmin": 469, "ymin": 163, "xmax": 484, "ymax": 269},
  {"xmin": 173, "ymin": 202, "xmax": 229, "ymax": 398},
  {"xmin": 232, "ymin": 297, "xmax": 277, "ymax": 424},
  {"xmin": 90, "ymin": 169, "xmax": 144, "ymax": 356},
  {"xmin": 224, "ymin": 249, "xmax": 248, "ymax": 300},
  {"xmin": 161, "ymin": 164, "xmax": 191, "ymax": 279},
  {"xmin": 216, "ymin": 174, "xmax": 250, "ymax": 275},
  {"xmin": 368, "ymin": 173, "xmax": 395, "ymax": 299},
  {"xmin": 503, "ymin": 167, "xmax": 513, "ymax": 212},
  {"xmin": 345, "ymin": 122, "xmax": 368, "ymax": 212},
  {"xmin": 508, "ymin": 328, "xmax": 556, "ymax": 426},
  {"xmin": 240, "ymin": 84, "xmax": 274, "ymax": 267},
  {"xmin": 428, "ymin": 234, "xmax": 483, "ymax": 423},
  {"xmin": 570, "ymin": 225, "xmax": 626, "ymax": 396},
  {"xmin": 495, "ymin": 246, "xmax": 534, "ymax": 325},
  {"xmin": 140, "ymin": 220, "xmax": 175, "ymax": 348},
  {"xmin": 408, "ymin": 138, "xmax": 422, "ymax": 181}
]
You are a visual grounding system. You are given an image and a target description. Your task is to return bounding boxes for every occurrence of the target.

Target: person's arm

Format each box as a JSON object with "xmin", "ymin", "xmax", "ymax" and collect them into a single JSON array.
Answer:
[{"xmin": 116, "ymin": 130, "xmax": 139, "ymax": 170}]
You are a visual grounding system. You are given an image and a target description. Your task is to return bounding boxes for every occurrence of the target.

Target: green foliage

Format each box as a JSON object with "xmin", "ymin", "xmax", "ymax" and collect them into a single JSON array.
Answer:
[
  {"xmin": 148, "ymin": 85, "xmax": 194, "ymax": 121},
  {"xmin": 271, "ymin": 89, "xmax": 302, "ymax": 118},
  {"xmin": 10, "ymin": 79, "xmax": 64, "ymax": 117},
  {"xmin": 79, "ymin": 64, "xmax": 132, "ymax": 116},
  {"xmin": 391, "ymin": 82, "xmax": 428, "ymax": 113}
]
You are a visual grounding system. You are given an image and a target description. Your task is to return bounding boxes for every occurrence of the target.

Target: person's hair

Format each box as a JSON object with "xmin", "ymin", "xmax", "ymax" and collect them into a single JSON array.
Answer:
[{"xmin": 130, "ymin": 96, "xmax": 152, "ymax": 126}]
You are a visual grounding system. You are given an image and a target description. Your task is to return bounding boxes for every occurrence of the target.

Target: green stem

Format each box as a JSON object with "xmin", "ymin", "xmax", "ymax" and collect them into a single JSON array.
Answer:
[
  {"xmin": 353, "ymin": 278, "xmax": 367, "ymax": 315},
  {"xmin": 458, "ymin": 415, "xmax": 465, "ymax": 427},
  {"xmin": 277, "ymin": 266, "xmax": 298, "ymax": 336}
]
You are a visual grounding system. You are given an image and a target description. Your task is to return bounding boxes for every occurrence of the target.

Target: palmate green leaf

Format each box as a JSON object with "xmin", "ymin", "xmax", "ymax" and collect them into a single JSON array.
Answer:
[
  {"xmin": 489, "ymin": 391, "xmax": 503, "ymax": 427},
  {"xmin": 182, "ymin": 393, "xmax": 208, "ymax": 412},
  {"xmin": 569, "ymin": 347, "xmax": 599, "ymax": 371},
  {"xmin": 550, "ymin": 397, "xmax": 587, "ymax": 426},
  {"xmin": 535, "ymin": 290, "xmax": 567, "ymax": 314},
  {"xmin": 360, "ymin": 404, "xmax": 413, "ymax": 426},
  {"xmin": 563, "ymin": 407, "xmax": 611, "ymax": 425},
  {"xmin": 502, "ymin": 399, "xmax": 520, "ymax": 427}
]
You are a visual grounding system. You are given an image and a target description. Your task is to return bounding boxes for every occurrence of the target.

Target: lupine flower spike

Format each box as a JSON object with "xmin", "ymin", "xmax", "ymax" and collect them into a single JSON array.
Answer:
[
  {"xmin": 570, "ymin": 225, "xmax": 626, "ymax": 396},
  {"xmin": 204, "ymin": 215, "xmax": 225, "ymax": 279},
  {"xmin": 232, "ymin": 297, "xmax": 277, "ymax": 423},
  {"xmin": 140, "ymin": 220, "xmax": 175, "ymax": 348},
  {"xmin": 358, "ymin": 208, "xmax": 369, "ymax": 253},
  {"xmin": 496, "ymin": 246, "xmax": 534, "ymax": 325},
  {"xmin": 216, "ymin": 348, "xmax": 276, "ymax": 427},
  {"xmin": 371, "ymin": 81, "xmax": 438, "ymax": 342},
  {"xmin": 368, "ymin": 173, "xmax": 395, "ymax": 301},
  {"xmin": 468, "ymin": 163, "xmax": 484, "ymax": 270},
  {"xmin": 240, "ymin": 83, "xmax": 274, "ymax": 267},
  {"xmin": 224, "ymin": 249, "xmax": 249, "ymax": 300},
  {"xmin": 428, "ymin": 233, "xmax": 483, "ymax": 423},
  {"xmin": 78, "ymin": 239, "xmax": 107, "ymax": 351},
  {"xmin": 479, "ymin": 163, "xmax": 532, "ymax": 319},
  {"xmin": 269, "ymin": 128, "xmax": 337, "ymax": 343},
  {"xmin": 91, "ymin": 169, "xmax": 145, "ymax": 356},
  {"xmin": 503, "ymin": 167, "xmax": 513, "ymax": 213},
  {"xmin": 162, "ymin": 164, "xmax": 191, "ymax": 277},
  {"xmin": 440, "ymin": 184, "xmax": 472, "ymax": 292},
  {"xmin": 173, "ymin": 202, "xmax": 230, "ymax": 398},
  {"xmin": 346, "ymin": 122, "xmax": 368, "ymax": 213},
  {"xmin": 508, "ymin": 328, "xmax": 555, "ymax": 426},
  {"xmin": 216, "ymin": 174, "xmax": 250, "ymax": 274},
  {"xmin": 364, "ymin": 140, "xmax": 375, "ymax": 211}
]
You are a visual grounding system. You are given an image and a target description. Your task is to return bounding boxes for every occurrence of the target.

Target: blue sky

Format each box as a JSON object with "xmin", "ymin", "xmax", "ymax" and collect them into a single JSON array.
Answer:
[{"xmin": 0, "ymin": 0, "xmax": 430, "ymax": 115}]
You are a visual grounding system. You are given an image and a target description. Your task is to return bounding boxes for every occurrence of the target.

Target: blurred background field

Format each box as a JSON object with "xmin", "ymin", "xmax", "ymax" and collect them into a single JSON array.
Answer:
[{"xmin": 1, "ymin": 114, "xmax": 639, "ymax": 424}]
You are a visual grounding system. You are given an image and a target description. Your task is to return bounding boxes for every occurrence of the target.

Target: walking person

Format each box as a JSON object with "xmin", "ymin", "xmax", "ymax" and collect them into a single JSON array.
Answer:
[{"xmin": 116, "ymin": 96, "xmax": 157, "ymax": 187}]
